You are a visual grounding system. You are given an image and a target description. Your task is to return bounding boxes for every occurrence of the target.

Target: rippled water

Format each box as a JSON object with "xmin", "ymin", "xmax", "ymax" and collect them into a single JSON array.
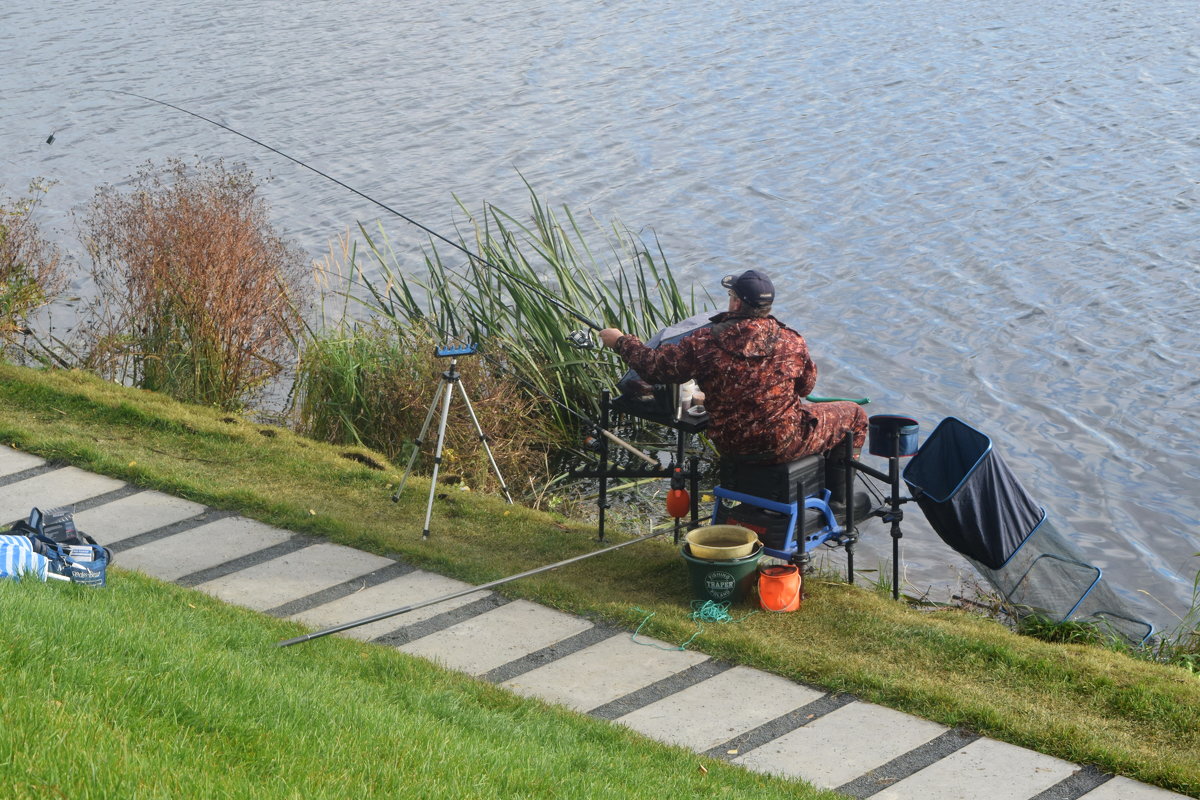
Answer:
[{"xmin": 3, "ymin": 0, "xmax": 1198, "ymax": 629}]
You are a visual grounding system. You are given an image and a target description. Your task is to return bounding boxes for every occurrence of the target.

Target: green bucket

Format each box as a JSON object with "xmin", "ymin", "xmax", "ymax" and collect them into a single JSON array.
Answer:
[{"xmin": 681, "ymin": 542, "xmax": 763, "ymax": 604}]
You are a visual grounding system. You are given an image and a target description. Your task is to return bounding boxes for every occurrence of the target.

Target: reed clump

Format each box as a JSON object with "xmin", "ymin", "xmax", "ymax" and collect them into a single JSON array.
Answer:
[
  {"xmin": 0, "ymin": 181, "xmax": 63, "ymax": 345},
  {"xmin": 340, "ymin": 184, "xmax": 706, "ymax": 429},
  {"xmin": 77, "ymin": 159, "xmax": 307, "ymax": 410},
  {"xmin": 293, "ymin": 184, "xmax": 708, "ymax": 497},
  {"xmin": 1138, "ymin": 559, "xmax": 1200, "ymax": 675}
]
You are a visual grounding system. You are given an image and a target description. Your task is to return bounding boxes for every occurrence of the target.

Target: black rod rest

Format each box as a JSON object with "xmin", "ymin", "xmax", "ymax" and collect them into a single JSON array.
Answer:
[
  {"xmin": 576, "ymin": 391, "xmax": 701, "ymax": 543},
  {"xmin": 842, "ymin": 429, "xmax": 916, "ymax": 600}
]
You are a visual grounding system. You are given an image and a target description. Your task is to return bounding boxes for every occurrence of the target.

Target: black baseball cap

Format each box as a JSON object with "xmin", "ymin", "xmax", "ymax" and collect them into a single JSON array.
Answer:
[{"xmin": 721, "ymin": 269, "xmax": 775, "ymax": 308}]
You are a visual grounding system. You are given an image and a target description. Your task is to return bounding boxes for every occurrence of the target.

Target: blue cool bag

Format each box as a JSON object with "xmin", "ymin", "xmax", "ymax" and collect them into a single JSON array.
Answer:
[
  {"xmin": 45, "ymin": 542, "xmax": 109, "ymax": 587},
  {"xmin": 6, "ymin": 507, "xmax": 111, "ymax": 587}
]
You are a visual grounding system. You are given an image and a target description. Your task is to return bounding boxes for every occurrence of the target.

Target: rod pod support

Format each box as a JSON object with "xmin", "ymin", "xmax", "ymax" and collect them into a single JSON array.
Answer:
[{"xmin": 392, "ymin": 345, "xmax": 513, "ymax": 538}]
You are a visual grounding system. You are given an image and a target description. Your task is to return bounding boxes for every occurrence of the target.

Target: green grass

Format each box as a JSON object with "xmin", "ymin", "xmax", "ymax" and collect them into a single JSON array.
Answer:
[
  {"xmin": 2, "ymin": 362, "xmax": 1199, "ymax": 798},
  {"xmin": 0, "ymin": 574, "xmax": 836, "ymax": 800}
]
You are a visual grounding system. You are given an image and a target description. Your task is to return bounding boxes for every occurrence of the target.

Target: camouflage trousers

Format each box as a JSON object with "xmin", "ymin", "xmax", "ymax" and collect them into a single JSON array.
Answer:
[{"xmin": 788, "ymin": 400, "xmax": 868, "ymax": 461}]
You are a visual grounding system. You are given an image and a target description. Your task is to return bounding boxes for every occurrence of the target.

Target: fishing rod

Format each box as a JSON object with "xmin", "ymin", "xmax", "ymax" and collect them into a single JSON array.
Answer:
[
  {"xmin": 90, "ymin": 88, "xmax": 604, "ymax": 338},
  {"xmin": 90, "ymin": 94, "xmax": 662, "ymax": 462},
  {"xmin": 84, "ymin": 90, "xmax": 798, "ymax": 472},
  {"xmin": 276, "ymin": 528, "xmax": 665, "ymax": 647}
]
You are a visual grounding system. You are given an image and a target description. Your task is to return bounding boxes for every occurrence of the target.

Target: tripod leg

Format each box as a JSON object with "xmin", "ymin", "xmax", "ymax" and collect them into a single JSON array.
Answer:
[
  {"xmin": 454, "ymin": 379, "xmax": 514, "ymax": 504},
  {"xmin": 394, "ymin": 380, "xmax": 446, "ymax": 502},
  {"xmin": 422, "ymin": 377, "xmax": 456, "ymax": 539}
]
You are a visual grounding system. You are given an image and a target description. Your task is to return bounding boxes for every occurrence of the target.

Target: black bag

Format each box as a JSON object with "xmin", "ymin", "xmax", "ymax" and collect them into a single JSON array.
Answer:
[{"xmin": 9, "ymin": 507, "xmax": 113, "ymax": 566}]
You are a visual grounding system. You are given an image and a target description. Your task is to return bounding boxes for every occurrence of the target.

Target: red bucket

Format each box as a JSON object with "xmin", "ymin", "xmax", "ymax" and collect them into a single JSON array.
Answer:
[{"xmin": 758, "ymin": 564, "xmax": 801, "ymax": 612}]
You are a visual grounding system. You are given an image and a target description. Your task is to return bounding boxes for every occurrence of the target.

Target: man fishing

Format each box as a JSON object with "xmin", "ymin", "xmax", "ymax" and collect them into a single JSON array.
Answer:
[{"xmin": 599, "ymin": 269, "xmax": 868, "ymax": 501}]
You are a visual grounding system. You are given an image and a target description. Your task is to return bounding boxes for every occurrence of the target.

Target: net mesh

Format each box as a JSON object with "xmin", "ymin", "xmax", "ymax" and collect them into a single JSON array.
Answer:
[{"xmin": 965, "ymin": 517, "xmax": 1153, "ymax": 643}]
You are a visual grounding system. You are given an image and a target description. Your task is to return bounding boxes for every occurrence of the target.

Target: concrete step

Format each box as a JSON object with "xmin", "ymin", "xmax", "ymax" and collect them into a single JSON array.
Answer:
[
  {"xmin": 115, "ymin": 516, "xmax": 295, "ymax": 582},
  {"xmin": 500, "ymin": 632, "xmax": 710, "ymax": 713},
  {"xmin": 870, "ymin": 738, "xmax": 1077, "ymax": 800},
  {"xmin": 734, "ymin": 698, "xmax": 949, "ymax": 791},
  {"xmin": 287, "ymin": 570, "xmax": 492, "ymax": 642},
  {"xmin": 0, "ymin": 446, "xmax": 46, "ymax": 477},
  {"xmin": 616, "ymin": 664, "xmax": 826, "ymax": 752},
  {"xmin": 76, "ymin": 490, "xmax": 208, "ymax": 545},
  {"xmin": 0, "ymin": 466, "xmax": 126, "ymax": 523},
  {"xmin": 195, "ymin": 541, "xmax": 393, "ymax": 611},
  {"xmin": 398, "ymin": 599, "xmax": 594, "ymax": 676},
  {"xmin": 1079, "ymin": 777, "xmax": 1190, "ymax": 799}
]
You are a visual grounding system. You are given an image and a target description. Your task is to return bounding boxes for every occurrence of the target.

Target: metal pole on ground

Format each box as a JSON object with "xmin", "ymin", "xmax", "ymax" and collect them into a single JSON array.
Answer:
[{"xmin": 276, "ymin": 529, "xmax": 666, "ymax": 647}]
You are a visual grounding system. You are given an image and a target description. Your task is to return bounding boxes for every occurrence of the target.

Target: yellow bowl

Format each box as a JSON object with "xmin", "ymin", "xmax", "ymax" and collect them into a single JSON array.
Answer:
[{"xmin": 685, "ymin": 525, "xmax": 759, "ymax": 560}]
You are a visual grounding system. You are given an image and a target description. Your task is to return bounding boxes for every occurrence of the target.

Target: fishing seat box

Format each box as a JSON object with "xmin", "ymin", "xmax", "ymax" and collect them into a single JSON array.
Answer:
[
  {"xmin": 717, "ymin": 454, "xmax": 825, "ymax": 504},
  {"xmin": 715, "ymin": 455, "xmax": 828, "ymax": 550}
]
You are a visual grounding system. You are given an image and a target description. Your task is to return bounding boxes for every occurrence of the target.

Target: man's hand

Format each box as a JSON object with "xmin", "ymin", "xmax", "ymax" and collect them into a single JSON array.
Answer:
[{"xmin": 598, "ymin": 328, "xmax": 625, "ymax": 349}]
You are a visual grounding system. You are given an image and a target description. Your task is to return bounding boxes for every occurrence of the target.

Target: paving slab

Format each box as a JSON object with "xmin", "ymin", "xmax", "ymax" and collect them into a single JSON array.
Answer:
[
  {"xmin": 872, "ymin": 737, "xmax": 1077, "ymax": 800},
  {"xmin": 1079, "ymin": 777, "xmax": 1193, "ymax": 800},
  {"xmin": 0, "ymin": 445, "xmax": 45, "ymax": 477},
  {"xmin": 397, "ymin": 599, "xmax": 593, "ymax": 676},
  {"xmin": 616, "ymin": 665, "xmax": 825, "ymax": 752},
  {"xmin": 0, "ymin": 467, "xmax": 126, "ymax": 523},
  {"xmin": 117, "ymin": 517, "xmax": 294, "ymax": 582},
  {"xmin": 734, "ymin": 700, "xmax": 947, "ymax": 789},
  {"xmin": 501, "ymin": 633, "xmax": 710, "ymax": 713},
  {"xmin": 74, "ymin": 491, "xmax": 208, "ymax": 545},
  {"xmin": 196, "ymin": 541, "xmax": 393, "ymax": 611},
  {"xmin": 289, "ymin": 570, "xmax": 492, "ymax": 642}
]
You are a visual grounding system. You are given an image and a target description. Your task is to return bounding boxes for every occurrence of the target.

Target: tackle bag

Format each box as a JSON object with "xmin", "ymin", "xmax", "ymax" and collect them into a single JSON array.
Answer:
[
  {"xmin": 4, "ymin": 506, "xmax": 112, "ymax": 586},
  {"xmin": 44, "ymin": 541, "xmax": 109, "ymax": 587}
]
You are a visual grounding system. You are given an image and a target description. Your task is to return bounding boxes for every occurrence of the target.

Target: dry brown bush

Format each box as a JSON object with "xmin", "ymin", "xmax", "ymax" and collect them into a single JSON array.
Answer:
[
  {"xmin": 80, "ymin": 159, "xmax": 307, "ymax": 409},
  {"xmin": 0, "ymin": 181, "xmax": 64, "ymax": 345}
]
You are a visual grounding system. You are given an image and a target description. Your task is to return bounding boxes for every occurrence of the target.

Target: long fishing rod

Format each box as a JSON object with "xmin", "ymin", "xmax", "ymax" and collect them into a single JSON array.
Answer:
[
  {"xmin": 276, "ymin": 528, "xmax": 665, "ymax": 647},
  {"xmin": 91, "ymin": 88, "xmax": 604, "ymax": 336},
  {"xmin": 95, "ymin": 91, "xmax": 661, "ymax": 459},
  {"xmin": 85, "ymin": 90, "xmax": 718, "ymax": 467}
]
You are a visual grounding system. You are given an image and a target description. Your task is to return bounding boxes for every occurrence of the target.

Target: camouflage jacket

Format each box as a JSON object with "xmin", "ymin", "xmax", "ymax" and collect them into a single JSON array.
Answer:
[{"xmin": 614, "ymin": 312, "xmax": 819, "ymax": 460}]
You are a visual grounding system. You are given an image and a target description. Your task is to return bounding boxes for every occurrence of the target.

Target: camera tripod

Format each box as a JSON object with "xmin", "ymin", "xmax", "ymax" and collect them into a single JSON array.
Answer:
[{"xmin": 393, "ymin": 345, "xmax": 513, "ymax": 538}]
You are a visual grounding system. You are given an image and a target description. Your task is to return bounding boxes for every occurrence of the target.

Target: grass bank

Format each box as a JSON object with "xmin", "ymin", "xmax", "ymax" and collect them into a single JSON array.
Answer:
[
  {"xmin": 1, "ymin": 362, "xmax": 1198, "ymax": 797},
  {"xmin": 1, "ymin": 575, "xmax": 833, "ymax": 800}
]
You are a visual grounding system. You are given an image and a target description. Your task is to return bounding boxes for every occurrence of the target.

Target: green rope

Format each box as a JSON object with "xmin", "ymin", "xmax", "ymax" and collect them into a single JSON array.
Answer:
[{"xmin": 630, "ymin": 603, "xmax": 759, "ymax": 651}]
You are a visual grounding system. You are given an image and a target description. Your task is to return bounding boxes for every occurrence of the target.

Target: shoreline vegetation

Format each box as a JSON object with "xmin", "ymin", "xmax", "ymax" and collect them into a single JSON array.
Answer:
[{"xmin": 2, "ymin": 164, "xmax": 1199, "ymax": 796}]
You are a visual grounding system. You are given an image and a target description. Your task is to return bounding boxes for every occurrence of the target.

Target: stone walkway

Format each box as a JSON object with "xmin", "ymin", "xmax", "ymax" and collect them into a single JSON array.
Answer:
[{"xmin": 0, "ymin": 445, "xmax": 1188, "ymax": 800}]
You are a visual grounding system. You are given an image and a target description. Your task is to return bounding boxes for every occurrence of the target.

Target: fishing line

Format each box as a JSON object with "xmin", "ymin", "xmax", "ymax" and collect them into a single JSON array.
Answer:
[
  {"xmin": 88, "ymin": 88, "xmax": 604, "ymax": 335},
  {"xmin": 82, "ymin": 90, "xmax": 700, "ymax": 467}
]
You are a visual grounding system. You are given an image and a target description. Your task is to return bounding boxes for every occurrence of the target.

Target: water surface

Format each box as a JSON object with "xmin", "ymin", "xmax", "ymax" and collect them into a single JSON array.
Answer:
[{"xmin": 2, "ymin": 0, "xmax": 1197, "ymax": 629}]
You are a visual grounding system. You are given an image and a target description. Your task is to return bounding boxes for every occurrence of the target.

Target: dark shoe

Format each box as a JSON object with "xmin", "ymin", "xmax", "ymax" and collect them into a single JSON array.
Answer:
[
  {"xmin": 830, "ymin": 490, "xmax": 872, "ymax": 524},
  {"xmin": 824, "ymin": 443, "xmax": 862, "ymax": 505}
]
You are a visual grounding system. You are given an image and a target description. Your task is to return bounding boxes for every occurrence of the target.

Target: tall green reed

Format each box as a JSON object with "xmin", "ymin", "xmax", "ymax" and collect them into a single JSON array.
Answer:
[
  {"xmin": 336, "ymin": 184, "xmax": 710, "ymax": 432},
  {"xmin": 1137, "ymin": 555, "xmax": 1200, "ymax": 675}
]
